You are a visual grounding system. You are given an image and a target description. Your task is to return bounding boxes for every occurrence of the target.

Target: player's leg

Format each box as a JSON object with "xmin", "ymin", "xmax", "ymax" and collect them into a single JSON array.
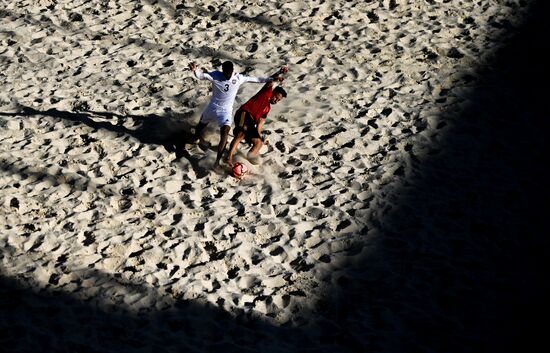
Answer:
[
  {"xmin": 191, "ymin": 121, "xmax": 208, "ymax": 143},
  {"xmin": 192, "ymin": 106, "xmax": 217, "ymax": 143},
  {"xmin": 215, "ymin": 125, "xmax": 231, "ymax": 167},
  {"xmin": 245, "ymin": 122, "xmax": 263, "ymax": 163},
  {"xmin": 213, "ymin": 111, "xmax": 233, "ymax": 167},
  {"xmin": 192, "ymin": 108, "xmax": 213, "ymax": 144},
  {"xmin": 247, "ymin": 137, "xmax": 263, "ymax": 164},
  {"xmin": 226, "ymin": 130, "xmax": 245, "ymax": 167},
  {"xmin": 226, "ymin": 109, "xmax": 248, "ymax": 166}
]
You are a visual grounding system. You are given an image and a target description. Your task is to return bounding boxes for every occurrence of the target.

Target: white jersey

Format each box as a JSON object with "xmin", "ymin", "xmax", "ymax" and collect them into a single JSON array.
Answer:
[{"xmin": 194, "ymin": 70, "xmax": 271, "ymax": 112}]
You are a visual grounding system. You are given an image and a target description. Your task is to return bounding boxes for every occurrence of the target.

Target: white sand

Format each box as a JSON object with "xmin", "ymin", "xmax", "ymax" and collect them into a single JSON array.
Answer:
[{"xmin": 0, "ymin": 0, "xmax": 543, "ymax": 352}]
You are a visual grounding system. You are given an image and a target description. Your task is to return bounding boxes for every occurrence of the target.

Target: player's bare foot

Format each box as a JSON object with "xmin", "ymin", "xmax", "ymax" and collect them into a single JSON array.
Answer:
[
  {"xmin": 224, "ymin": 157, "xmax": 233, "ymax": 168},
  {"xmin": 247, "ymin": 153, "xmax": 261, "ymax": 165},
  {"xmin": 212, "ymin": 161, "xmax": 224, "ymax": 172}
]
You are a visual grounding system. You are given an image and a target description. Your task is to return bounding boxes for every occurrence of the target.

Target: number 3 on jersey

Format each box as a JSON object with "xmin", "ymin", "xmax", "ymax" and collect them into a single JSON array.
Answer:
[{"xmin": 223, "ymin": 83, "xmax": 229, "ymax": 92}]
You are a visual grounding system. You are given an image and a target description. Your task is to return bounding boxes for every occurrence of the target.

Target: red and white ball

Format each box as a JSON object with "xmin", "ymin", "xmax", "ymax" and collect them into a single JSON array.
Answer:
[{"xmin": 232, "ymin": 162, "xmax": 248, "ymax": 178}]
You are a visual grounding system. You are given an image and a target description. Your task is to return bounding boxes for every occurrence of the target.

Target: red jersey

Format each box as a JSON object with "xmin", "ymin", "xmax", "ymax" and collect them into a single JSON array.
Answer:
[{"xmin": 240, "ymin": 85, "xmax": 273, "ymax": 123}]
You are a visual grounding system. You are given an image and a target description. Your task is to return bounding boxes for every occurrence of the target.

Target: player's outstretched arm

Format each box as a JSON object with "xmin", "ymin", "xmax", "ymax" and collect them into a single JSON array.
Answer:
[
  {"xmin": 272, "ymin": 66, "xmax": 289, "ymax": 77},
  {"xmin": 265, "ymin": 66, "xmax": 289, "ymax": 87},
  {"xmin": 242, "ymin": 66, "xmax": 288, "ymax": 84},
  {"xmin": 188, "ymin": 62, "xmax": 213, "ymax": 81}
]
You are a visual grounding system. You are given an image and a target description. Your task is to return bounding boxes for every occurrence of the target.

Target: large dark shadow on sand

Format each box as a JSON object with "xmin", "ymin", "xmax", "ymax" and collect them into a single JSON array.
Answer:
[
  {"xmin": 2, "ymin": 2, "xmax": 549, "ymax": 353},
  {"xmin": 324, "ymin": 2, "xmax": 550, "ymax": 352},
  {"xmin": 0, "ymin": 272, "xmax": 311, "ymax": 353}
]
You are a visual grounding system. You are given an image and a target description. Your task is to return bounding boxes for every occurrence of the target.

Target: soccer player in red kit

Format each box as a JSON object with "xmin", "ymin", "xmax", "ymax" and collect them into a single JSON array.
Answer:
[{"xmin": 225, "ymin": 66, "xmax": 288, "ymax": 166}]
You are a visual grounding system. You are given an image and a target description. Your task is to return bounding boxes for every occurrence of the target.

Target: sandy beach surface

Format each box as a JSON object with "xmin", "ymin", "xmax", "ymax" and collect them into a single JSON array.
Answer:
[{"xmin": 1, "ymin": 1, "xmax": 548, "ymax": 352}]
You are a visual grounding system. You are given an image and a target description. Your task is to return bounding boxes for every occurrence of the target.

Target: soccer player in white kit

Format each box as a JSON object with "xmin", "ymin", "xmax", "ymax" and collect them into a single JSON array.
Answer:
[{"xmin": 188, "ymin": 61, "xmax": 284, "ymax": 168}]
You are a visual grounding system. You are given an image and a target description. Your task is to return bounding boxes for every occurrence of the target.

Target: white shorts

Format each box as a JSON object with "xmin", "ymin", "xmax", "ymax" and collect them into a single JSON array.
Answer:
[{"xmin": 200, "ymin": 105, "xmax": 232, "ymax": 127}]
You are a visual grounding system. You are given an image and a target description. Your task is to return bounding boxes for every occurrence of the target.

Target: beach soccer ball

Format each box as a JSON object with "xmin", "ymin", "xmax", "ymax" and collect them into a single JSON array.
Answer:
[{"xmin": 232, "ymin": 162, "xmax": 248, "ymax": 178}]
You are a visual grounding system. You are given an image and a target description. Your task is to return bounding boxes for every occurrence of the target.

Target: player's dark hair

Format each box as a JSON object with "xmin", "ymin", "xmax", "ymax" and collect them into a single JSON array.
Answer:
[
  {"xmin": 274, "ymin": 86, "xmax": 287, "ymax": 98},
  {"xmin": 222, "ymin": 61, "xmax": 234, "ymax": 72}
]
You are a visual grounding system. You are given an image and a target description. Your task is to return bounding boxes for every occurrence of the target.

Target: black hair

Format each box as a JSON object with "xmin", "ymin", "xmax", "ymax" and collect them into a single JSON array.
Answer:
[
  {"xmin": 273, "ymin": 86, "xmax": 287, "ymax": 98},
  {"xmin": 222, "ymin": 61, "xmax": 234, "ymax": 72}
]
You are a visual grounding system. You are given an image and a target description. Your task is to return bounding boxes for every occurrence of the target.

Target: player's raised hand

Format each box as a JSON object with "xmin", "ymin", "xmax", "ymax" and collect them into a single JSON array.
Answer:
[
  {"xmin": 279, "ymin": 66, "xmax": 289, "ymax": 74},
  {"xmin": 188, "ymin": 62, "xmax": 197, "ymax": 71}
]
